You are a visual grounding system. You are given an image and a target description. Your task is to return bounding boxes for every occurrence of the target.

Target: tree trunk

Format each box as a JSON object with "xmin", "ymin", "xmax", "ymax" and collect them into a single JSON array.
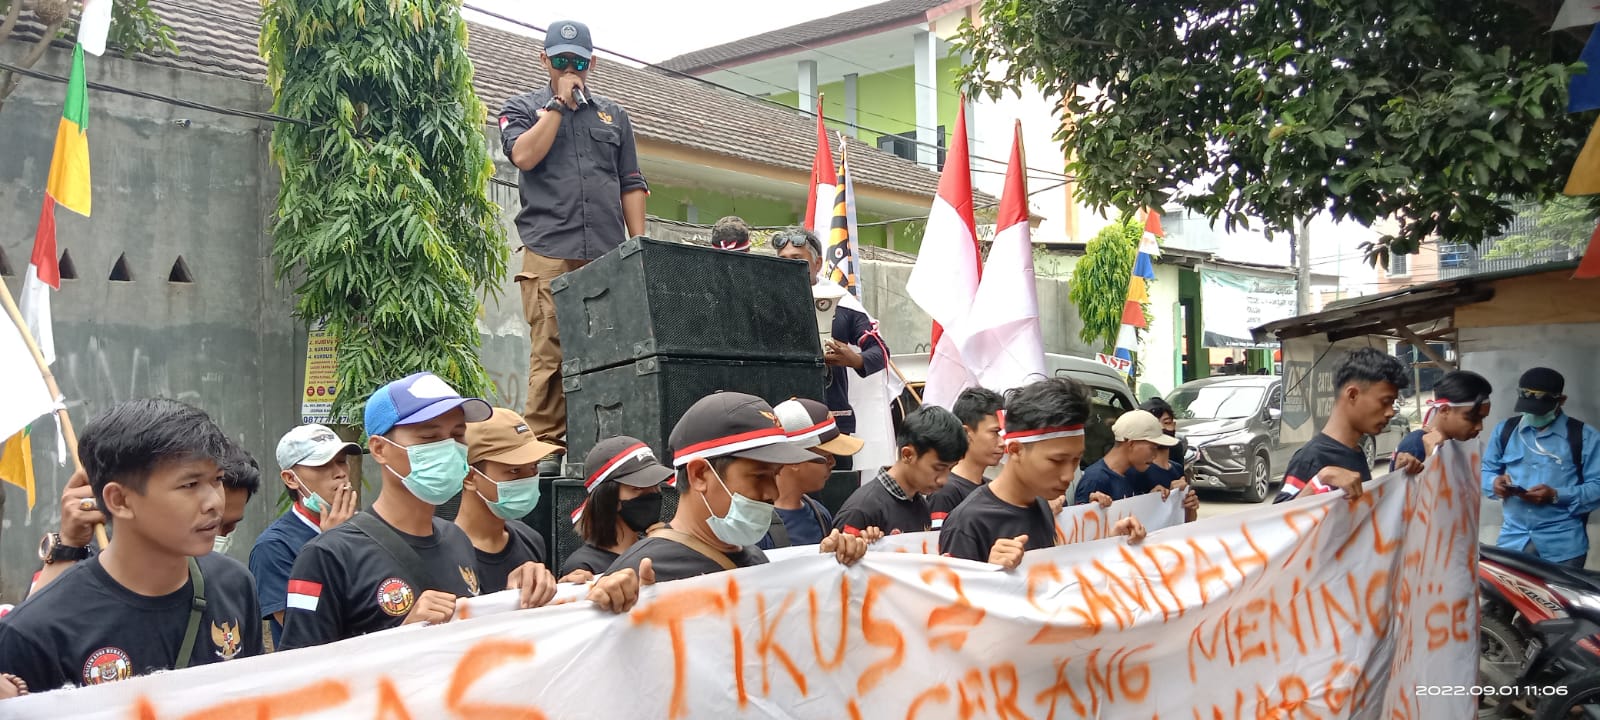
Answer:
[{"xmin": 0, "ymin": 15, "xmax": 69, "ymax": 115}]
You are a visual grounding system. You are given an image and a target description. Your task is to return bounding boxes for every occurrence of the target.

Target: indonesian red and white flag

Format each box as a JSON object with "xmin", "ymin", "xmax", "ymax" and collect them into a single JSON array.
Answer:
[
  {"xmin": 956, "ymin": 122, "xmax": 1045, "ymax": 394},
  {"xmin": 803, "ymin": 96, "xmax": 835, "ymax": 233},
  {"xmin": 21, "ymin": 201, "xmax": 61, "ymax": 366},
  {"xmin": 905, "ymin": 102, "xmax": 979, "ymax": 408}
]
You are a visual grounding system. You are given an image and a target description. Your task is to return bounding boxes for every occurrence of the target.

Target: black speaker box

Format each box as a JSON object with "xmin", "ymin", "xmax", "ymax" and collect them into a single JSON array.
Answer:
[
  {"xmin": 550, "ymin": 237, "xmax": 822, "ymax": 376},
  {"xmin": 562, "ymin": 355, "xmax": 826, "ymax": 464}
]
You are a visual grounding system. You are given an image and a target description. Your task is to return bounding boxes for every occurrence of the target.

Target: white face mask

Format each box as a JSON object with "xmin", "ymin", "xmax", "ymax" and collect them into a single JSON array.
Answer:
[
  {"xmin": 212, "ymin": 532, "xmax": 234, "ymax": 555},
  {"xmin": 700, "ymin": 463, "xmax": 774, "ymax": 547}
]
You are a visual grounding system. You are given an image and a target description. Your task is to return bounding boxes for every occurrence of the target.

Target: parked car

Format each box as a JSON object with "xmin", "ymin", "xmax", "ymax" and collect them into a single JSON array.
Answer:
[
  {"xmin": 889, "ymin": 353, "xmax": 1136, "ymax": 468},
  {"xmin": 1167, "ymin": 375, "xmax": 1411, "ymax": 502}
]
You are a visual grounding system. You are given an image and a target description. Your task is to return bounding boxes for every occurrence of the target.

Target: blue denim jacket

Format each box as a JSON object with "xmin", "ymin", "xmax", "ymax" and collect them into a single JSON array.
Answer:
[{"xmin": 1481, "ymin": 414, "xmax": 1600, "ymax": 563}]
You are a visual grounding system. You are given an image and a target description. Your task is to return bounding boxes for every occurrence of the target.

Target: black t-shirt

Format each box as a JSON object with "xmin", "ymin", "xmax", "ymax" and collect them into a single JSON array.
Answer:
[
  {"xmin": 472, "ymin": 520, "xmax": 548, "ymax": 595},
  {"xmin": 1274, "ymin": 433, "xmax": 1372, "ymax": 503},
  {"xmin": 938, "ymin": 485, "xmax": 1057, "ymax": 562},
  {"xmin": 834, "ymin": 471, "xmax": 931, "ymax": 535},
  {"xmin": 279, "ymin": 514, "xmax": 480, "ymax": 650},
  {"xmin": 928, "ymin": 471, "xmax": 982, "ymax": 527},
  {"xmin": 606, "ymin": 535, "xmax": 768, "ymax": 583},
  {"xmin": 1391, "ymin": 429, "xmax": 1427, "ymax": 471},
  {"xmin": 561, "ymin": 543, "xmax": 622, "ymax": 577},
  {"xmin": 0, "ymin": 553, "xmax": 263, "ymax": 692},
  {"xmin": 1074, "ymin": 460, "xmax": 1141, "ymax": 503}
]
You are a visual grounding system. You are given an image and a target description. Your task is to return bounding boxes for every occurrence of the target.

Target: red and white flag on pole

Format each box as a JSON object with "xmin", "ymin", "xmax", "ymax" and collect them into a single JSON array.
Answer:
[
  {"xmin": 803, "ymin": 96, "xmax": 835, "ymax": 233},
  {"xmin": 957, "ymin": 122, "xmax": 1045, "ymax": 394},
  {"xmin": 906, "ymin": 102, "xmax": 979, "ymax": 408}
]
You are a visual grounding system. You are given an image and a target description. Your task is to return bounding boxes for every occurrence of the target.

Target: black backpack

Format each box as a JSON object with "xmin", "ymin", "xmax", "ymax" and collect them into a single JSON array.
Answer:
[{"xmin": 1496, "ymin": 416, "xmax": 1585, "ymax": 478}]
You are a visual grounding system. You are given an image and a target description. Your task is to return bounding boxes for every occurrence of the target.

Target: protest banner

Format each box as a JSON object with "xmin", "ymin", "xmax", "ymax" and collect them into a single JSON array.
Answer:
[{"xmin": 3, "ymin": 443, "xmax": 1479, "ymax": 719}]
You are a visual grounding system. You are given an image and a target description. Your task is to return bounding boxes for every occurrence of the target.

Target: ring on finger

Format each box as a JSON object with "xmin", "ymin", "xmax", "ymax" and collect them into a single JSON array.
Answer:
[{"xmin": 79, "ymin": 498, "xmax": 96, "ymax": 511}]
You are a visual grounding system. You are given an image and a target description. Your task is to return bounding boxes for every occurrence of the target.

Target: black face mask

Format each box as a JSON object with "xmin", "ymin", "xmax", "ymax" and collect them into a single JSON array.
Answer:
[
  {"xmin": 1163, "ymin": 429, "xmax": 1177, "ymax": 437},
  {"xmin": 618, "ymin": 493, "xmax": 663, "ymax": 533}
]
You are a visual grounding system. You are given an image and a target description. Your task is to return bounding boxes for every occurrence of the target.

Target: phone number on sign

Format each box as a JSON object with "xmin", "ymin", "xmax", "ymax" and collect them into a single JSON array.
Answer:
[{"xmin": 1415, "ymin": 685, "xmax": 1569, "ymax": 697}]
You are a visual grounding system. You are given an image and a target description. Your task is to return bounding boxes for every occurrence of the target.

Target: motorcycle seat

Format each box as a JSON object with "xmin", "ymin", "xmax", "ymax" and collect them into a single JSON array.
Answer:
[{"xmin": 1481, "ymin": 543, "xmax": 1600, "ymax": 593}]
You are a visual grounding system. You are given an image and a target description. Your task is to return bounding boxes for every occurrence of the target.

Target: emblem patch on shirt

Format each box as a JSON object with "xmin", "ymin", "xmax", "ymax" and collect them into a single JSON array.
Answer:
[
  {"xmin": 81, "ymin": 647, "xmax": 133, "ymax": 685},
  {"xmin": 460, "ymin": 566, "xmax": 480, "ymax": 596},
  {"xmin": 597, "ymin": 110, "xmax": 613, "ymax": 125},
  {"xmin": 376, "ymin": 577, "xmax": 416, "ymax": 617},
  {"xmin": 211, "ymin": 620, "xmax": 243, "ymax": 661}
]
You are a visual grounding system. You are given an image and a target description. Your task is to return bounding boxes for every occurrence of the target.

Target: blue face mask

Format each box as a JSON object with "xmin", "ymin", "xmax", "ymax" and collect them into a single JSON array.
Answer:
[
  {"xmin": 379, "ymin": 436, "xmax": 469, "ymax": 506},
  {"xmin": 291, "ymin": 472, "xmax": 329, "ymax": 515},
  {"xmin": 1524, "ymin": 410, "xmax": 1561, "ymax": 429},
  {"xmin": 472, "ymin": 468, "xmax": 542, "ymax": 521}
]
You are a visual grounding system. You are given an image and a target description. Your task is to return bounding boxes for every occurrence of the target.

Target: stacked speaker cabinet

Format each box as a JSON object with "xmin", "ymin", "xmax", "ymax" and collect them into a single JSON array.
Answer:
[{"xmin": 552, "ymin": 237, "xmax": 827, "ymax": 464}]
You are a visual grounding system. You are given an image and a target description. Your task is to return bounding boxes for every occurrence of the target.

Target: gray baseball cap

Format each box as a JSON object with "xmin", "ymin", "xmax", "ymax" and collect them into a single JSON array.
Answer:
[
  {"xmin": 669, "ymin": 392, "xmax": 820, "ymax": 468},
  {"xmin": 545, "ymin": 20, "xmax": 593, "ymax": 60},
  {"xmin": 276, "ymin": 424, "xmax": 362, "ymax": 471}
]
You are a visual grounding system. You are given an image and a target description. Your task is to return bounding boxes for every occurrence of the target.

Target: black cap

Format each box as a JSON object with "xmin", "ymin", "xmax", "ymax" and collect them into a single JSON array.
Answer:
[
  {"xmin": 1515, "ymin": 367, "xmax": 1566, "ymax": 414},
  {"xmin": 669, "ymin": 392, "xmax": 819, "ymax": 467},
  {"xmin": 544, "ymin": 20, "xmax": 593, "ymax": 60},
  {"xmin": 582, "ymin": 436, "xmax": 673, "ymax": 492}
]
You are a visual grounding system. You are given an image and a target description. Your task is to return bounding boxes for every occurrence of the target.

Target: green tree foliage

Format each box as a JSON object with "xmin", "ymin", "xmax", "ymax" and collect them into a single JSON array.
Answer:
[
  {"xmin": 958, "ymin": 0, "xmax": 1591, "ymax": 262},
  {"xmin": 1485, "ymin": 196, "xmax": 1597, "ymax": 259},
  {"xmin": 1070, "ymin": 216, "xmax": 1144, "ymax": 353},
  {"xmin": 262, "ymin": 0, "xmax": 508, "ymax": 421},
  {"xmin": 0, "ymin": 0, "xmax": 175, "ymax": 111}
]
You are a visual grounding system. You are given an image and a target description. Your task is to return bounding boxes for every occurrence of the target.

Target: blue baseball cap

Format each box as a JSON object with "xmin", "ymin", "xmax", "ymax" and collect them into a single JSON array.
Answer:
[{"xmin": 364, "ymin": 372, "xmax": 492, "ymax": 437}]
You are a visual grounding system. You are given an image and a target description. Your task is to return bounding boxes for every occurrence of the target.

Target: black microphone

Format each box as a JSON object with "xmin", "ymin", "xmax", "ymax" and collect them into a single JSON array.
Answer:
[{"xmin": 572, "ymin": 85, "xmax": 590, "ymax": 108}]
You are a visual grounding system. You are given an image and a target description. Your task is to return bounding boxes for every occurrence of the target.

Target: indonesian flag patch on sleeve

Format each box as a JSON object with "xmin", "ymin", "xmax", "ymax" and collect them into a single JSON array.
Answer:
[
  {"xmin": 286, "ymin": 579, "xmax": 322, "ymax": 611},
  {"xmin": 498, "ymin": 116, "xmax": 510, "ymax": 130}
]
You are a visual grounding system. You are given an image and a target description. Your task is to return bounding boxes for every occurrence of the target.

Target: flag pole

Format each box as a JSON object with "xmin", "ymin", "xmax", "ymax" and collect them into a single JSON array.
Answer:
[{"xmin": 0, "ymin": 280, "xmax": 105, "ymax": 549}]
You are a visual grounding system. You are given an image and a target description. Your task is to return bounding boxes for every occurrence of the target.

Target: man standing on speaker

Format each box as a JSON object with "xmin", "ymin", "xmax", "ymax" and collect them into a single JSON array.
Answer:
[
  {"xmin": 606, "ymin": 392, "xmax": 870, "ymax": 582},
  {"xmin": 771, "ymin": 227, "xmax": 890, "ymax": 470},
  {"xmin": 499, "ymin": 19, "xmax": 649, "ymax": 467}
]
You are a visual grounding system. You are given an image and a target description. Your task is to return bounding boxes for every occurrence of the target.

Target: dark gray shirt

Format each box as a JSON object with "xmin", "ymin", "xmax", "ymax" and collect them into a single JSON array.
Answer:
[{"xmin": 498, "ymin": 87, "xmax": 648, "ymax": 260}]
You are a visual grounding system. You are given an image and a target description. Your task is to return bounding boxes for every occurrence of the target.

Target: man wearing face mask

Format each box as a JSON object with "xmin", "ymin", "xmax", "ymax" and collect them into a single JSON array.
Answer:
[
  {"xmin": 1483, "ymin": 367, "xmax": 1600, "ymax": 568},
  {"xmin": 457, "ymin": 409, "xmax": 560, "ymax": 599},
  {"xmin": 606, "ymin": 392, "xmax": 871, "ymax": 582},
  {"xmin": 250, "ymin": 424, "xmax": 362, "ymax": 647},
  {"xmin": 280, "ymin": 373, "xmax": 509, "ymax": 649}
]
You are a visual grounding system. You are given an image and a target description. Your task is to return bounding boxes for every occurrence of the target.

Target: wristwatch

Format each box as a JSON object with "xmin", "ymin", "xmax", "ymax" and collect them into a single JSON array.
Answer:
[
  {"xmin": 38, "ymin": 532, "xmax": 90, "ymax": 565},
  {"xmin": 541, "ymin": 97, "xmax": 567, "ymax": 114}
]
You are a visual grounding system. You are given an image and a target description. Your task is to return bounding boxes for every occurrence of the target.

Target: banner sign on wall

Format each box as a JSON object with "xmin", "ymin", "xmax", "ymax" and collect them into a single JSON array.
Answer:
[
  {"xmin": 7, "ymin": 445, "xmax": 1479, "ymax": 719},
  {"xmin": 1200, "ymin": 267, "xmax": 1298, "ymax": 348}
]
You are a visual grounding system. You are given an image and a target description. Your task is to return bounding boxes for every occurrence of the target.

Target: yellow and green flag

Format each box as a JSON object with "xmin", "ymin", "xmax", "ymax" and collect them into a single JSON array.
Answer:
[
  {"xmin": 45, "ymin": 43, "xmax": 92, "ymax": 217},
  {"xmin": 0, "ymin": 428, "xmax": 37, "ymax": 511}
]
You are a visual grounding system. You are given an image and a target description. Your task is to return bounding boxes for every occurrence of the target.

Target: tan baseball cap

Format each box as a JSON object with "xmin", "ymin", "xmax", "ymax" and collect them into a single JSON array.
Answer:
[
  {"xmin": 1112, "ymin": 410, "xmax": 1180, "ymax": 447},
  {"xmin": 466, "ymin": 408, "xmax": 563, "ymax": 466}
]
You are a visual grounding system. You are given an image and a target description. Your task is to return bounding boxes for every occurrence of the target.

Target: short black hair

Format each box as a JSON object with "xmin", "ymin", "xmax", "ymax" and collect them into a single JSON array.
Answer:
[
  {"xmin": 711, "ymin": 216, "xmax": 750, "ymax": 249},
  {"xmin": 79, "ymin": 399, "xmax": 230, "ymax": 508},
  {"xmin": 896, "ymin": 407, "xmax": 968, "ymax": 463},
  {"xmin": 1334, "ymin": 347, "xmax": 1411, "ymax": 392},
  {"xmin": 1139, "ymin": 397, "xmax": 1175, "ymax": 421},
  {"xmin": 1004, "ymin": 377, "xmax": 1092, "ymax": 433},
  {"xmin": 220, "ymin": 443, "xmax": 261, "ymax": 500},
  {"xmin": 952, "ymin": 388, "xmax": 1005, "ymax": 429},
  {"xmin": 1432, "ymin": 370, "xmax": 1493, "ymax": 407}
]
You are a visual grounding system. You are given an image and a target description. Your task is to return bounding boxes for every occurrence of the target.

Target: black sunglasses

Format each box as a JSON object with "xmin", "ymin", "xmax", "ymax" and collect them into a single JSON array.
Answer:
[
  {"xmin": 772, "ymin": 233, "xmax": 822, "ymax": 256},
  {"xmin": 549, "ymin": 56, "xmax": 591, "ymax": 72}
]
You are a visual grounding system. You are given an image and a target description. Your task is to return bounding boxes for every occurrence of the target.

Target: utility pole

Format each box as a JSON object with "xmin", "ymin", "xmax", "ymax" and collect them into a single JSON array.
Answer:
[{"xmin": 1295, "ymin": 218, "xmax": 1313, "ymax": 314}]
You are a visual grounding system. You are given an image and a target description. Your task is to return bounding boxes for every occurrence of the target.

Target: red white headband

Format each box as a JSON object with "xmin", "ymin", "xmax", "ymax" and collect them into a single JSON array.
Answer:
[
  {"xmin": 785, "ymin": 418, "xmax": 838, "ymax": 446},
  {"xmin": 1004, "ymin": 425, "xmax": 1086, "ymax": 444},
  {"xmin": 1423, "ymin": 399, "xmax": 1479, "ymax": 426},
  {"xmin": 585, "ymin": 442, "xmax": 654, "ymax": 493},
  {"xmin": 672, "ymin": 427, "xmax": 787, "ymax": 467}
]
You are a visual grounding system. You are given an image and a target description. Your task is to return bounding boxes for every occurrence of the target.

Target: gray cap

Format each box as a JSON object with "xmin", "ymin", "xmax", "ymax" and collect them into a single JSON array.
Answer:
[
  {"xmin": 544, "ymin": 20, "xmax": 593, "ymax": 60},
  {"xmin": 276, "ymin": 424, "xmax": 362, "ymax": 471},
  {"xmin": 669, "ymin": 392, "xmax": 820, "ymax": 468}
]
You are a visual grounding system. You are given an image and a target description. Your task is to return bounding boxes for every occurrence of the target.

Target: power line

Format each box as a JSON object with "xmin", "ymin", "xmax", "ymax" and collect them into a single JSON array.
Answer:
[
  {"xmin": 0, "ymin": 58, "xmax": 306, "ymax": 126},
  {"xmin": 458, "ymin": 4, "xmax": 1074, "ymax": 183}
]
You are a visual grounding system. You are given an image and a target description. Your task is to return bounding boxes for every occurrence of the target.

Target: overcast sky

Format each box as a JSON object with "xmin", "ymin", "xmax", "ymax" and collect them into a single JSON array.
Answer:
[{"xmin": 462, "ymin": 1, "xmax": 878, "ymax": 65}]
